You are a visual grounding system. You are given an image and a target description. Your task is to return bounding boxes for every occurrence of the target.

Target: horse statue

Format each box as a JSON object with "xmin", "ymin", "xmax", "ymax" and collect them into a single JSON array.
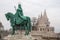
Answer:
[{"xmin": 5, "ymin": 4, "xmax": 31, "ymax": 35}]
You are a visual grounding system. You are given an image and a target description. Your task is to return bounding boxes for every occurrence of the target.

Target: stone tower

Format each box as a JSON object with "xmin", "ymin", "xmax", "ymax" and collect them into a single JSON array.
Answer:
[
  {"xmin": 36, "ymin": 10, "xmax": 54, "ymax": 32},
  {"xmin": 31, "ymin": 10, "xmax": 58, "ymax": 40}
]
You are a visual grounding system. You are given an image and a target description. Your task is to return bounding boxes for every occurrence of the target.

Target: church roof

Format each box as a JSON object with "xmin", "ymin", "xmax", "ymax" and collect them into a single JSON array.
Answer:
[
  {"xmin": 43, "ymin": 9, "xmax": 48, "ymax": 20},
  {"xmin": 37, "ymin": 10, "xmax": 50, "ymax": 25}
]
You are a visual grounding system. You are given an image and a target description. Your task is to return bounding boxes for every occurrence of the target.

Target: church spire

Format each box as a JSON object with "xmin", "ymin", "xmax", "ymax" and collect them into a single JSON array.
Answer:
[
  {"xmin": 43, "ymin": 9, "xmax": 48, "ymax": 19},
  {"xmin": 44, "ymin": 9, "xmax": 46, "ymax": 16},
  {"xmin": 37, "ymin": 10, "xmax": 50, "ymax": 27},
  {"xmin": 41, "ymin": 12, "xmax": 42, "ymax": 18}
]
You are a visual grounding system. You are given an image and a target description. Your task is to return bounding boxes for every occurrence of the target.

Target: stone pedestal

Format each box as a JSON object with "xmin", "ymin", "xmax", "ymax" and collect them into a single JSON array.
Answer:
[{"xmin": 3, "ymin": 31, "xmax": 33, "ymax": 40}]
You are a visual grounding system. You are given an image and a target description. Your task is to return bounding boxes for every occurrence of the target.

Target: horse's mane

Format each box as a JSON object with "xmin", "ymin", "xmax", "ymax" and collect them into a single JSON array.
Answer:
[
  {"xmin": 5, "ymin": 12, "xmax": 14, "ymax": 16},
  {"xmin": 5, "ymin": 12, "xmax": 14, "ymax": 19}
]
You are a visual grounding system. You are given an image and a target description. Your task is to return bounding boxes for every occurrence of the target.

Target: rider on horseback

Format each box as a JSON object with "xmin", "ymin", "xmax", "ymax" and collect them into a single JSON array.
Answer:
[
  {"xmin": 15, "ymin": 4, "xmax": 23, "ymax": 16},
  {"xmin": 5, "ymin": 4, "xmax": 32, "ymax": 35},
  {"xmin": 15, "ymin": 4, "xmax": 27, "ymax": 24}
]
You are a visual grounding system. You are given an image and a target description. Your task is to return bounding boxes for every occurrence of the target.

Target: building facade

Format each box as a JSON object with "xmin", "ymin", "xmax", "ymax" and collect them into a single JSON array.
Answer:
[{"xmin": 31, "ymin": 10, "xmax": 60, "ymax": 40}]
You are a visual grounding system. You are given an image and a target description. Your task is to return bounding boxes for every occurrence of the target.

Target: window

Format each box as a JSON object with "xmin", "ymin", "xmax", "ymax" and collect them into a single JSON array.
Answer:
[
  {"xmin": 43, "ymin": 28, "xmax": 44, "ymax": 30},
  {"xmin": 34, "ymin": 39, "xmax": 37, "ymax": 40},
  {"xmin": 40, "ymin": 28, "xmax": 45, "ymax": 31},
  {"xmin": 40, "ymin": 28, "xmax": 42, "ymax": 31},
  {"xmin": 48, "ymin": 29, "xmax": 49, "ymax": 31},
  {"xmin": 46, "ymin": 25, "xmax": 49, "ymax": 27}
]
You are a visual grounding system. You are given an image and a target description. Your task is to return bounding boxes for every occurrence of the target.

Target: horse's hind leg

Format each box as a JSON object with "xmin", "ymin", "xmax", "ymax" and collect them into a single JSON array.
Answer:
[
  {"xmin": 27, "ymin": 17, "xmax": 32, "ymax": 32},
  {"xmin": 25, "ymin": 26, "xmax": 29, "ymax": 35}
]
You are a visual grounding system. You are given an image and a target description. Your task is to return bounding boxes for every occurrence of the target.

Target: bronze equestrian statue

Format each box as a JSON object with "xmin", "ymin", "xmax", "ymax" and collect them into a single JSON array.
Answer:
[{"xmin": 5, "ymin": 4, "xmax": 31, "ymax": 35}]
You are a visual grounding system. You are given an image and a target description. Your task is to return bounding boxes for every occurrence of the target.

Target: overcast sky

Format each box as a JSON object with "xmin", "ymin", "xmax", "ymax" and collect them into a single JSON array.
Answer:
[{"xmin": 0, "ymin": 0, "xmax": 60, "ymax": 33}]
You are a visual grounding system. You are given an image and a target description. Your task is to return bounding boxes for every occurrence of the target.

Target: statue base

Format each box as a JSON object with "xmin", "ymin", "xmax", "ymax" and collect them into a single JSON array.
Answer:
[{"xmin": 4, "ymin": 30, "xmax": 33, "ymax": 40}]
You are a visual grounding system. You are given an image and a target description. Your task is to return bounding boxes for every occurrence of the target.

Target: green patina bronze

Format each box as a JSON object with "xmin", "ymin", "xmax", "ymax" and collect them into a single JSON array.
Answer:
[{"xmin": 5, "ymin": 4, "xmax": 31, "ymax": 35}]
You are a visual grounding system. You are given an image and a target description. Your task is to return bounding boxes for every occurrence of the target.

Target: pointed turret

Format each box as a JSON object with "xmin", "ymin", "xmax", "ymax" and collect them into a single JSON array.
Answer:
[
  {"xmin": 44, "ymin": 9, "xmax": 46, "ymax": 14},
  {"xmin": 37, "ymin": 15, "xmax": 40, "ymax": 24},
  {"xmin": 37, "ymin": 12, "xmax": 42, "ymax": 25},
  {"xmin": 43, "ymin": 9, "xmax": 48, "ymax": 19},
  {"xmin": 37, "ymin": 9, "xmax": 50, "ymax": 27},
  {"xmin": 41, "ymin": 12, "xmax": 42, "ymax": 18},
  {"xmin": 38, "ymin": 12, "xmax": 42, "ymax": 20},
  {"xmin": 42, "ymin": 9, "xmax": 50, "ymax": 26},
  {"xmin": 38, "ymin": 15, "xmax": 40, "ymax": 19}
]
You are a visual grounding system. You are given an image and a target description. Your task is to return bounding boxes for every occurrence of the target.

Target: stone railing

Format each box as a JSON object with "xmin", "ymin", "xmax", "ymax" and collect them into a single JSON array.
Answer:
[{"xmin": 31, "ymin": 31, "xmax": 58, "ymax": 38}]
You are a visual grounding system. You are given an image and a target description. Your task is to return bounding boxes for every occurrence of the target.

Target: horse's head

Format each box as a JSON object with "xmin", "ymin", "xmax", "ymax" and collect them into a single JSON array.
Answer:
[{"xmin": 5, "ymin": 12, "xmax": 14, "ymax": 20}]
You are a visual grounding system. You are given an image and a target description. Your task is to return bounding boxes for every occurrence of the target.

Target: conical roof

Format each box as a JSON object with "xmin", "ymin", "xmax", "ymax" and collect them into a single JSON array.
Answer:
[
  {"xmin": 37, "ymin": 10, "xmax": 50, "ymax": 26},
  {"xmin": 43, "ymin": 9, "xmax": 48, "ymax": 20}
]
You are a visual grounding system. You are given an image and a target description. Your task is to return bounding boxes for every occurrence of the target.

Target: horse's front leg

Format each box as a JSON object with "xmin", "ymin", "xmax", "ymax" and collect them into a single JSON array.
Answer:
[{"xmin": 11, "ymin": 24, "xmax": 15, "ymax": 35}]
